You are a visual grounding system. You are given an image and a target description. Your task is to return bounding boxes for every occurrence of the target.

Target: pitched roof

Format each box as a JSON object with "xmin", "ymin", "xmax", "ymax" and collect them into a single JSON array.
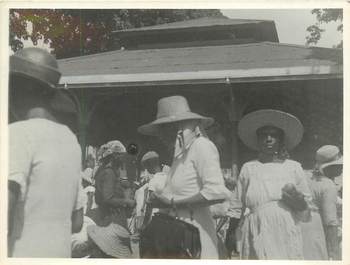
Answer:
[
  {"xmin": 58, "ymin": 42, "xmax": 342, "ymax": 87},
  {"xmin": 114, "ymin": 17, "xmax": 270, "ymax": 32},
  {"xmin": 113, "ymin": 17, "xmax": 279, "ymax": 43}
]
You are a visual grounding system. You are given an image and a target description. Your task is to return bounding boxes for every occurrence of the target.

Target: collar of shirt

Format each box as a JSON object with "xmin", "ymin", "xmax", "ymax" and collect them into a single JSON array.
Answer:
[{"xmin": 173, "ymin": 125, "xmax": 204, "ymax": 159}]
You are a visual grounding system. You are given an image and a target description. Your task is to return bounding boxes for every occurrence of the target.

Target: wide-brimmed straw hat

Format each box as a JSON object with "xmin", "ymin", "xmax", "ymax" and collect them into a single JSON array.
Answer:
[
  {"xmin": 316, "ymin": 145, "xmax": 343, "ymax": 172},
  {"xmin": 138, "ymin": 95, "xmax": 214, "ymax": 136},
  {"xmin": 87, "ymin": 223, "xmax": 132, "ymax": 258},
  {"xmin": 238, "ymin": 109, "xmax": 304, "ymax": 151},
  {"xmin": 10, "ymin": 47, "xmax": 61, "ymax": 90}
]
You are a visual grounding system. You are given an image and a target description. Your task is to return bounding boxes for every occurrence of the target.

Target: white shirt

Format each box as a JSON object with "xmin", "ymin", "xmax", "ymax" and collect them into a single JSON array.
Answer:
[{"xmin": 9, "ymin": 118, "xmax": 84, "ymax": 257}]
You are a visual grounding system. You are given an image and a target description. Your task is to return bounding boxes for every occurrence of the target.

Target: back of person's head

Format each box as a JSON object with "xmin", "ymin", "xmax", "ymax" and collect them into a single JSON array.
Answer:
[
  {"xmin": 9, "ymin": 75, "xmax": 54, "ymax": 122},
  {"xmin": 9, "ymin": 47, "xmax": 78, "ymax": 131}
]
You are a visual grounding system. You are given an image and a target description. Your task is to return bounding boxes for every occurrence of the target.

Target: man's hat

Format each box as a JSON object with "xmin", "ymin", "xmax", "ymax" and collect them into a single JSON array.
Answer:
[
  {"xmin": 238, "ymin": 109, "xmax": 304, "ymax": 151},
  {"xmin": 10, "ymin": 47, "xmax": 61, "ymax": 89},
  {"xmin": 138, "ymin": 95, "xmax": 214, "ymax": 136}
]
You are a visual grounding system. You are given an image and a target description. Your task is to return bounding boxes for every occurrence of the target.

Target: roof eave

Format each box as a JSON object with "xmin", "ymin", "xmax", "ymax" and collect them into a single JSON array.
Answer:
[{"xmin": 58, "ymin": 65, "xmax": 343, "ymax": 89}]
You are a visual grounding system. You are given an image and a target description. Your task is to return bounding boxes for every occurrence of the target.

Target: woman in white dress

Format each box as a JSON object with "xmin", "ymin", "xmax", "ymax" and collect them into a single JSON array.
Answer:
[
  {"xmin": 138, "ymin": 95, "xmax": 231, "ymax": 259},
  {"xmin": 236, "ymin": 109, "xmax": 311, "ymax": 259}
]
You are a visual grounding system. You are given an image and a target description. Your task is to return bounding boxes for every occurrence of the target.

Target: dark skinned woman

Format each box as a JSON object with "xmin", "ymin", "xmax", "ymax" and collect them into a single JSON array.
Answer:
[{"xmin": 237, "ymin": 109, "xmax": 311, "ymax": 259}]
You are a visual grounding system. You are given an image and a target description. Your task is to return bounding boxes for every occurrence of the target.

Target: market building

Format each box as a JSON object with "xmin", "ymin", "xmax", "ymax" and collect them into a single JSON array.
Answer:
[{"xmin": 57, "ymin": 17, "xmax": 343, "ymax": 180}]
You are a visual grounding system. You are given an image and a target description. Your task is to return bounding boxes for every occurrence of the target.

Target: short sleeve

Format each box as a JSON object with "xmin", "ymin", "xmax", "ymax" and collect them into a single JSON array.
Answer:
[
  {"xmin": 73, "ymin": 180, "xmax": 86, "ymax": 211},
  {"xmin": 321, "ymin": 182, "xmax": 338, "ymax": 226},
  {"xmin": 9, "ymin": 124, "xmax": 32, "ymax": 199},
  {"xmin": 193, "ymin": 138, "xmax": 231, "ymax": 201}
]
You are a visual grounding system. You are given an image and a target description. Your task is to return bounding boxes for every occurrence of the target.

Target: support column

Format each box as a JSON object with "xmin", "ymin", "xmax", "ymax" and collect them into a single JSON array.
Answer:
[{"xmin": 226, "ymin": 79, "xmax": 244, "ymax": 182}]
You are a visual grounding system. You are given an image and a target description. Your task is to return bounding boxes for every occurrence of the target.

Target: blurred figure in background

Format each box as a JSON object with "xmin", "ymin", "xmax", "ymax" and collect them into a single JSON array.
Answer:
[
  {"xmin": 89, "ymin": 140, "xmax": 135, "ymax": 258},
  {"xmin": 135, "ymin": 151, "xmax": 168, "ymax": 232},
  {"xmin": 302, "ymin": 145, "xmax": 342, "ymax": 260}
]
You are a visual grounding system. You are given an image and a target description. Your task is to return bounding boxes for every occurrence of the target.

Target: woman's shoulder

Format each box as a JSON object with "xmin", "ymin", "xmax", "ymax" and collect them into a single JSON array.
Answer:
[
  {"xmin": 240, "ymin": 160, "xmax": 260, "ymax": 170},
  {"xmin": 191, "ymin": 136, "xmax": 218, "ymax": 152},
  {"xmin": 284, "ymin": 159, "xmax": 303, "ymax": 168}
]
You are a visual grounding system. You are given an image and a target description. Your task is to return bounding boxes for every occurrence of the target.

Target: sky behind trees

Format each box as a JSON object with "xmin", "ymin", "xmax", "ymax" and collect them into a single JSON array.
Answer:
[{"xmin": 222, "ymin": 9, "xmax": 342, "ymax": 48}]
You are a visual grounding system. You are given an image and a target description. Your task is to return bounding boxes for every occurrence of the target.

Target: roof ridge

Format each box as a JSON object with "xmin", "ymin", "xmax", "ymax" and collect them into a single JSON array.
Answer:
[{"xmin": 113, "ymin": 17, "xmax": 273, "ymax": 33}]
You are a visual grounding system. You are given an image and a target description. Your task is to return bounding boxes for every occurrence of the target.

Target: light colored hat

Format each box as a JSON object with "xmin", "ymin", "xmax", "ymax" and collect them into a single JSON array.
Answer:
[
  {"xmin": 101, "ymin": 140, "xmax": 126, "ymax": 159},
  {"xmin": 316, "ymin": 145, "xmax": 343, "ymax": 172},
  {"xmin": 87, "ymin": 223, "xmax": 132, "ymax": 258},
  {"xmin": 10, "ymin": 47, "xmax": 61, "ymax": 90},
  {"xmin": 141, "ymin": 151, "xmax": 159, "ymax": 163},
  {"xmin": 238, "ymin": 109, "xmax": 304, "ymax": 151},
  {"xmin": 138, "ymin": 95, "xmax": 214, "ymax": 136}
]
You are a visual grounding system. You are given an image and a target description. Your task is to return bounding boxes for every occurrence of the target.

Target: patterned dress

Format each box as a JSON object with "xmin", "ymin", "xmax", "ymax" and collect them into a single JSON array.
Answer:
[{"xmin": 238, "ymin": 159, "xmax": 310, "ymax": 259}]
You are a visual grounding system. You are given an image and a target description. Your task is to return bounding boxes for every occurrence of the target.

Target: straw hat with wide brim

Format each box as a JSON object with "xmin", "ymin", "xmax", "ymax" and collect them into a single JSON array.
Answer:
[
  {"xmin": 238, "ymin": 109, "xmax": 304, "ymax": 151},
  {"xmin": 316, "ymin": 145, "xmax": 343, "ymax": 172},
  {"xmin": 87, "ymin": 223, "xmax": 132, "ymax": 258},
  {"xmin": 138, "ymin": 95, "xmax": 214, "ymax": 136},
  {"xmin": 10, "ymin": 47, "xmax": 61, "ymax": 90}
]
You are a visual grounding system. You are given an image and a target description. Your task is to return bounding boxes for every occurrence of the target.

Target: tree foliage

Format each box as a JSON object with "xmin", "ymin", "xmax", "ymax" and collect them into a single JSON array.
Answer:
[
  {"xmin": 10, "ymin": 9, "xmax": 224, "ymax": 58},
  {"xmin": 306, "ymin": 9, "xmax": 343, "ymax": 48}
]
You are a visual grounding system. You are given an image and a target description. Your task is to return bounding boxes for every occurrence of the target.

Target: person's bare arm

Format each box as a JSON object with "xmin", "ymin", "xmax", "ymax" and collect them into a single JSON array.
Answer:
[
  {"xmin": 8, "ymin": 181, "xmax": 20, "ymax": 237},
  {"xmin": 325, "ymin": 225, "xmax": 340, "ymax": 260},
  {"xmin": 71, "ymin": 208, "xmax": 84, "ymax": 233}
]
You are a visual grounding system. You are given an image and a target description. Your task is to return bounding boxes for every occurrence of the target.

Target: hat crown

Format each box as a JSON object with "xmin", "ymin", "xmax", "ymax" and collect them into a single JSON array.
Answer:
[
  {"xmin": 156, "ymin": 96, "xmax": 191, "ymax": 119},
  {"xmin": 12, "ymin": 47, "xmax": 59, "ymax": 71},
  {"xmin": 10, "ymin": 47, "xmax": 61, "ymax": 89},
  {"xmin": 316, "ymin": 145, "xmax": 340, "ymax": 164}
]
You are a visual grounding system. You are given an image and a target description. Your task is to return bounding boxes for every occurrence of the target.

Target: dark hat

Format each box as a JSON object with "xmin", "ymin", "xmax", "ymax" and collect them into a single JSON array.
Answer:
[
  {"xmin": 10, "ymin": 47, "xmax": 61, "ymax": 90},
  {"xmin": 138, "ymin": 95, "xmax": 214, "ymax": 136},
  {"xmin": 238, "ymin": 109, "xmax": 304, "ymax": 151}
]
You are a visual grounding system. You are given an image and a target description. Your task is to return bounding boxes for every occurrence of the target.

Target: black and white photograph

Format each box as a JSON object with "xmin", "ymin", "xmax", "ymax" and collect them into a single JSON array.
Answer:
[{"xmin": 1, "ymin": 5, "xmax": 347, "ymax": 262}]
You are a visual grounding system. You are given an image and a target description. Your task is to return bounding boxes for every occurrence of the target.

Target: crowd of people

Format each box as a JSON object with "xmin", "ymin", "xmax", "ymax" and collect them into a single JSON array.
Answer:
[{"xmin": 8, "ymin": 47, "xmax": 342, "ymax": 260}]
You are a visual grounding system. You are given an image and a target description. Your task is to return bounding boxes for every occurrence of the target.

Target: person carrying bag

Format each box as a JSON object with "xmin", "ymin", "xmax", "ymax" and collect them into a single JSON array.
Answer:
[
  {"xmin": 140, "ymin": 202, "xmax": 201, "ymax": 259},
  {"xmin": 137, "ymin": 96, "xmax": 231, "ymax": 259}
]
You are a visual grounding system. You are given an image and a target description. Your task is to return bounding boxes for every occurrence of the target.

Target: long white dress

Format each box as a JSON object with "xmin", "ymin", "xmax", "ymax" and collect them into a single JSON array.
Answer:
[
  {"xmin": 161, "ymin": 136, "xmax": 231, "ymax": 259},
  {"xmin": 238, "ymin": 159, "xmax": 311, "ymax": 259},
  {"xmin": 9, "ymin": 118, "xmax": 84, "ymax": 257}
]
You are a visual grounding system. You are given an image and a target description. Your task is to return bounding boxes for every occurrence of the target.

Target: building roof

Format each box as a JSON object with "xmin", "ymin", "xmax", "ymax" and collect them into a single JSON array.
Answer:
[
  {"xmin": 114, "ymin": 17, "xmax": 271, "ymax": 32},
  {"xmin": 113, "ymin": 17, "xmax": 279, "ymax": 45},
  {"xmin": 58, "ymin": 42, "xmax": 342, "ymax": 88}
]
